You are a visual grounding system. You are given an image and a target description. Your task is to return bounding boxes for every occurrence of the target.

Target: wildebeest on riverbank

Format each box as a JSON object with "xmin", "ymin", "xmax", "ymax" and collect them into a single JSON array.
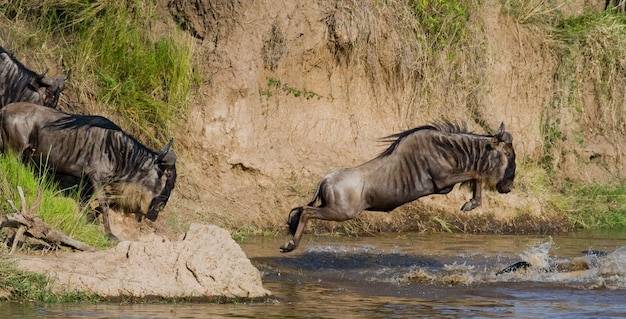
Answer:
[
  {"xmin": 281, "ymin": 121, "xmax": 516, "ymax": 253},
  {"xmin": 0, "ymin": 46, "xmax": 67, "ymax": 108},
  {"xmin": 0, "ymin": 102, "xmax": 177, "ymax": 237}
]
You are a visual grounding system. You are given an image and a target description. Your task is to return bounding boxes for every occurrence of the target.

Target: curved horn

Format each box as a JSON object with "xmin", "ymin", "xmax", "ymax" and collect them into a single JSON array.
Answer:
[
  {"xmin": 158, "ymin": 139, "xmax": 173, "ymax": 155},
  {"xmin": 161, "ymin": 150, "xmax": 177, "ymax": 166},
  {"xmin": 494, "ymin": 123, "xmax": 513, "ymax": 143},
  {"xmin": 39, "ymin": 77, "xmax": 54, "ymax": 86},
  {"xmin": 157, "ymin": 139, "xmax": 176, "ymax": 165}
]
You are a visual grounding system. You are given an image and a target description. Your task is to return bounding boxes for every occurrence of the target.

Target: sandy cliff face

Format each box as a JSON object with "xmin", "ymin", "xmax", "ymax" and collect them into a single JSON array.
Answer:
[{"xmin": 162, "ymin": 0, "xmax": 617, "ymax": 233}]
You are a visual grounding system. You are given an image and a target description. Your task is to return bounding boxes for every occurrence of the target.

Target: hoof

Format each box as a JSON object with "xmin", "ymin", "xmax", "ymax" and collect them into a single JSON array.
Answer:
[
  {"xmin": 106, "ymin": 233, "xmax": 119, "ymax": 243},
  {"xmin": 460, "ymin": 202, "xmax": 474, "ymax": 211},
  {"xmin": 280, "ymin": 240, "xmax": 296, "ymax": 253},
  {"xmin": 460, "ymin": 199, "xmax": 479, "ymax": 211}
]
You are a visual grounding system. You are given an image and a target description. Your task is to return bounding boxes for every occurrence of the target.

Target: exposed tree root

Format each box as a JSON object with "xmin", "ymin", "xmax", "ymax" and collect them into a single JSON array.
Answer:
[{"xmin": 0, "ymin": 186, "xmax": 97, "ymax": 253}]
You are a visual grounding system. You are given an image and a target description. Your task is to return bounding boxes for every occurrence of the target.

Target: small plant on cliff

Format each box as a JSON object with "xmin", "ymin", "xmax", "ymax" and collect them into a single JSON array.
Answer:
[
  {"xmin": 500, "ymin": 0, "xmax": 566, "ymax": 24},
  {"xmin": 262, "ymin": 77, "xmax": 324, "ymax": 100},
  {"xmin": 411, "ymin": 0, "xmax": 470, "ymax": 49}
]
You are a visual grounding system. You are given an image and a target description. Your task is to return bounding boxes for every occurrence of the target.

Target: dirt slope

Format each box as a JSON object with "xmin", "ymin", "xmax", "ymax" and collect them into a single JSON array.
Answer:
[{"xmin": 156, "ymin": 0, "xmax": 613, "ymax": 236}]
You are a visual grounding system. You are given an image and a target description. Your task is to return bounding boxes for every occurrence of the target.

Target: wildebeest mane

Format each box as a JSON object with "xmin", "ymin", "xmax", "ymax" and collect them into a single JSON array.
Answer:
[
  {"xmin": 377, "ymin": 120, "xmax": 471, "ymax": 158},
  {"xmin": 47, "ymin": 114, "xmax": 123, "ymax": 131},
  {"xmin": 44, "ymin": 115, "xmax": 158, "ymax": 169}
]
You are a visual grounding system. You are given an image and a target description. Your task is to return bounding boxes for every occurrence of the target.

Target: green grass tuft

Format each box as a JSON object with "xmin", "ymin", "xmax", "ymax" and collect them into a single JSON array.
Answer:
[
  {"xmin": 0, "ymin": 255, "xmax": 102, "ymax": 302},
  {"xmin": 0, "ymin": 154, "xmax": 110, "ymax": 250},
  {"xmin": 0, "ymin": 255, "xmax": 52, "ymax": 301},
  {"xmin": 561, "ymin": 181, "xmax": 626, "ymax": 229}
]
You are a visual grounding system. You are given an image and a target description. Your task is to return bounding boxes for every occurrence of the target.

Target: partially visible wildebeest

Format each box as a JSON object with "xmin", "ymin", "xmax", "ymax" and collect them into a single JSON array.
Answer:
[
  {"xmin": 0, "ymin": 46, "xmax": 67, "ymax": 108},
  {"xmin": 281, "ymin": 121, "xmax": 516, "ymax": 253},
  {"xmin": 606, "ymin": 0, "xmax": 626, "ymax": 12},
  {"xmin": 0, "ymin": 102, "xmax": 177, "ymax": 237}
]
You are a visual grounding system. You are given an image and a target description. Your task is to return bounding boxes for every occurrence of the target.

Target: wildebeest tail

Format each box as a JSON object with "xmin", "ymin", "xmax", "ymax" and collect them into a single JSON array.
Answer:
[
  {"xmin": 287, "ymin": 207, "xmax": 303, "ymax": 236},
  {"xmin": 306, "ymin": 179, "xmax": 325, "ymax": 207},
  {"xmin": 286, "ymin": 179, "xmax": 325, "ymax": 235}
]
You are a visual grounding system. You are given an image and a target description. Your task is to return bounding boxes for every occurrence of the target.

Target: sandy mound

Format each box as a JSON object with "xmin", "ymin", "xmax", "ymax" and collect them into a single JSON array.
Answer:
[{"xmin": 16, "ymin": 224, "xmax": 270, "ymax": 300}]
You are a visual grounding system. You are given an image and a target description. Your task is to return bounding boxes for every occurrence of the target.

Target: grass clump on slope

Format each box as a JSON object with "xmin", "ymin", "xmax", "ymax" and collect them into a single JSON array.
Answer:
[
  {"xmin": 0, "ymin": 153, "xmax": 110, "ymax": 250},
  {"xmin": 1, "ymin": 0, "xmax": 197, "ymax": 144}
]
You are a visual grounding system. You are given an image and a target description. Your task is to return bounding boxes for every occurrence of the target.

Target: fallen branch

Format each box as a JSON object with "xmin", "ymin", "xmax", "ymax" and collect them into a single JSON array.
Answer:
[{"xmin": 1, "ymin": 186, "xmax": 97, "ymax": 253}]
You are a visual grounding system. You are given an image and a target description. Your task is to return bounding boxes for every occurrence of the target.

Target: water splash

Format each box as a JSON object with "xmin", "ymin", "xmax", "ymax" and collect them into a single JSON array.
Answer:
[
  {"xmin": 356, "ymin": 238, "xmax": 626, "ymax": 289},
  {"xmin": 517, "ymin": 237, "xmax": 554, "ymax": 271},
  {"xmin": 491, "ymin": 239, "xmax": 626, "ymax": 289}
]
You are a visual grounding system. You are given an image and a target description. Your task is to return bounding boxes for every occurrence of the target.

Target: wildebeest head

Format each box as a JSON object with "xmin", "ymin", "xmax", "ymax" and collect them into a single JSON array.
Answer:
[
  {"xmin": 33, "ymin": 69, "xmax": 68, "ymax": 108},
  {"xmin": 488, "ymin": 123, "xmax": 516, "ymax": 194},
  {"xmin": 146, "ymin": 139, "xmax": 178, "ymax": 221},
  {"xmin": 0, "ymin": 47, "xmax": 68, "ymax": 108}
]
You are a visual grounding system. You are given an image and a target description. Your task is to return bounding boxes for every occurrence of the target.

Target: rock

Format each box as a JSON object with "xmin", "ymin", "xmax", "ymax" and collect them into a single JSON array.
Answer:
[{"xmin": 17, "ymin": 224, "xmax": 270, "ymax": 299}]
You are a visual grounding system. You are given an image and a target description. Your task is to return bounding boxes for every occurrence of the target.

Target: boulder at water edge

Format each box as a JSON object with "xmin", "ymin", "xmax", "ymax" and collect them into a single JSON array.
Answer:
[{"xmin": 17, "ymin": 223, "xmax": 271, "ymax": 299}]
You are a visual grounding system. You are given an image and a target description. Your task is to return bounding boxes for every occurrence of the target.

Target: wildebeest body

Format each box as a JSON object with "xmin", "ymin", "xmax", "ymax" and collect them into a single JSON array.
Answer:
[
  {"xmin": 0, "ymin": 46, "xmax": 67, "ymax": 108},
  {"xmin": 281, "ymin": 121, "xmax": 516, "ymax": 252},
  {"xmin": 0, "ymin": 102, "xmax": 177, "ymax": 235}
]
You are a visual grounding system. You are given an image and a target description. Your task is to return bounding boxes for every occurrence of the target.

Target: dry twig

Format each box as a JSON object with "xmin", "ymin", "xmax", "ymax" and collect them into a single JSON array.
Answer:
[{"xmin": 0, "ymin": 186, "xmax": 97, "ymax": 253}]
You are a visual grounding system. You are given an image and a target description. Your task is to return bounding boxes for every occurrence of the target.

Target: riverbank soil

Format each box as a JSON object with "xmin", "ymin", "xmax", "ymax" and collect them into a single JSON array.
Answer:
[{"xmin": 165, "ymin": 0, "xmax": 615, "ymax": 236}]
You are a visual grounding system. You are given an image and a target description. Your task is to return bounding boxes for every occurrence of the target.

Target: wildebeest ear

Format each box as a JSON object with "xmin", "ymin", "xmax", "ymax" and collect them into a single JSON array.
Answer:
[
  {"xmin": 157, "ymin": 139, "xmax": 177, "ymax": 166},
  {"xmin": 54, "ymin": 70, "xmax": 71, "ymax": 89}
]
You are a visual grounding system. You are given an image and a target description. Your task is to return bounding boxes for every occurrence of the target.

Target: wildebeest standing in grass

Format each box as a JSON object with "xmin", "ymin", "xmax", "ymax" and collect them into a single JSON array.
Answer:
[
  {"xmin": 0, "ymin": 46, "xmax": 67, "ymax": 108},
  {"xmin": 0, "ymin": 102, "xmax": 177, "ymax": 237},
  {"xmin": 281, "ymin": 121, "xmax": 516, "ymax": 253}
]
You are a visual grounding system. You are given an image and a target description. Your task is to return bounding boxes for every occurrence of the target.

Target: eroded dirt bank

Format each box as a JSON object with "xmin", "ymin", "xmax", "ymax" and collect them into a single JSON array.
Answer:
[{"xmin": 166, "ymin": 0, "xmax": 618, "ymax": 235}]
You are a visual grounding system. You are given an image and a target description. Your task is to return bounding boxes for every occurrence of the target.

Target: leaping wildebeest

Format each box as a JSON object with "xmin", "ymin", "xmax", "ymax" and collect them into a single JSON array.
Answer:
[
  {"xmin": 0, "ymin": 102, "xmax": 177, "ymax": 237},
  {"xmin": 0, "ymin": 46, "xmax": 67, "ymax": 108},
  {"xmin": 281, "ymin": 121, "xmax": 516, "ymax": 253}
]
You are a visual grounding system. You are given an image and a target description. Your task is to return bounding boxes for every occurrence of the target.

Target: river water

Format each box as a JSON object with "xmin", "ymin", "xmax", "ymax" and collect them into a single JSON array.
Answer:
[{"xmin": 2, "ymin": 230, "xmax": 626, "ymax": 318}]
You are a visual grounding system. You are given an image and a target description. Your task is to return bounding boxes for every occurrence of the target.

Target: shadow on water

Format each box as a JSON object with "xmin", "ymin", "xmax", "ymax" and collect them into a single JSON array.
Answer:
[{"xmin": 254, "ymin": 249, "xmax": 442, "ymax": 273}]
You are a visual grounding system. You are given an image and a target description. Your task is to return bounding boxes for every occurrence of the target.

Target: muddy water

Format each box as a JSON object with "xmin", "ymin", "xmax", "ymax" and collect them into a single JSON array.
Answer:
[{"xmin": 3, "ymin": 230, "xmax": 626, "ymax": 318}]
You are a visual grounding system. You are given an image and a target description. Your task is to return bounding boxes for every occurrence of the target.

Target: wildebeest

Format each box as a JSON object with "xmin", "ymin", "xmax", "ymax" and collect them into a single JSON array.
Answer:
[
  {"xmin": 0, "ymin": 46, "xmax": 67, "ymax": 108},
  {"xmin": 0, "ymin": 102, "xmax": 177, "ymax": 236},
  {"xmin": 281, "ymin": 121, "xmax": 516, "ymax": 253}
]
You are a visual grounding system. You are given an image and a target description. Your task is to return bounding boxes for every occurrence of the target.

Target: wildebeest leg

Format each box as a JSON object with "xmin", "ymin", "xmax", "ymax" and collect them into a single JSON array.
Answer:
[
  {"xmin": 91, "ymin": 176, "xmax": 117, "ymax": 241},
  {"xmin": 433, "ymin": 171, "xmax": 483, "ymax": 211},
  {"xmin": 96, "ymin": 198, "xmax": 117, "ymax": 241},
  {"xmin": 280, "ymin": 205, "xmax": 347, "ymax": 253},
  {"xmin": 461, "ymin": 178, "xmax": 483, "ymax": 211}
]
